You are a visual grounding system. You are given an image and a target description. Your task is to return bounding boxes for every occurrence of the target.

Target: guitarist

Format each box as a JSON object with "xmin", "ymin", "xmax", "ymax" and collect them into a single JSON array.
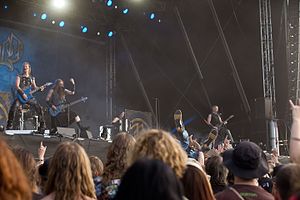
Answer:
[
  {"xmin": 207, "ymin": 105, "xmax": 234, "ymax": 147},
  {"xmin": 6, "ymin": 62, "xmax": 46, "ymax": 131},
  {"xmin": 46, "ymin": 78, "xmax": 87, "ymax": 133}
]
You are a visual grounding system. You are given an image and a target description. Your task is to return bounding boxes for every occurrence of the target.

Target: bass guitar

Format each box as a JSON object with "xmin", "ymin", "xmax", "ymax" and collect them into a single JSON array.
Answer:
[
  {"xmin": 17, "ymin": 82, "xmax": 53, "ymax": 104},
  {"xmin": 49, "ymin": 97, "xmax": 88, "ymax": 117}
]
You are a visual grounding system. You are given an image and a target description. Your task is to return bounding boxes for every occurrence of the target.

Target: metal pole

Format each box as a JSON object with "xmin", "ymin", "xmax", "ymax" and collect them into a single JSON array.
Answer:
[
  {"xmin": 174, "ymin": 6, "xmax": 212, "ymax": 107},
  {"xmin": 206, "ymin": 0, "xmax": 251, "ymax": 115},
  {"xmin": 120, "ymin": 34, "xmax": 157, "ymax": 125}
]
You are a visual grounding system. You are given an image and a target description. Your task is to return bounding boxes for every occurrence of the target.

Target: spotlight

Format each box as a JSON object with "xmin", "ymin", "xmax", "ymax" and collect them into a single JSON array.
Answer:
[
  {"xmin": 122, "ymin": 8, "xmax": 129, "ymax": 14},
  {"xmin": 106, "ymin": 0, "xmax": 113, "ymax": 7},
  {"xmin": 107, "ymin": 31, "xmax": 114, "ymax": 37},
  {"xmin": 149, "ymin": 12, "xmax": 155, "ymax": 20},
  {"xmin": 97, "ymin": 32, "xmax": 101, "ymax": 36},
  {"xmin": 4, "ymin": 5, "xmax": 8, "ymax": 9},
  {"xmin": 41, "ymin": 13, "xmax": 47, "ymax": 20},
  {"xmin": 52, "ymin": 20, "xmax": 56, "ymax": 24},
  {"xmin": 52, "ymin": 0, "xmax": 67, "ymax": 9},
  {"xmin": 33, "ymin": 13, "xmax": 37, "ymax": 17},
  {"xmin": 81, "ymin": 26, "xmax": 88, "ymax": 33},
  {"xmin": 59, "ymin": 21, "xmax": 65, "ymax": 27}
]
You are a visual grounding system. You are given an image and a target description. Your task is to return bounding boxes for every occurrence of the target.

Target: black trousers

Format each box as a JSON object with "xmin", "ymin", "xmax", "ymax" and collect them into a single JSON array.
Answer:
[
  {"xmin": 214, "ymin": 127, "xmax": 234, "ymax": 147},
  {"xmin": 7, "ymin": 98, "xmax": 45, "ymax": 128},
  {"xmin": 50, "ymin": 110, "xmax": 77, "ymax": 130}
]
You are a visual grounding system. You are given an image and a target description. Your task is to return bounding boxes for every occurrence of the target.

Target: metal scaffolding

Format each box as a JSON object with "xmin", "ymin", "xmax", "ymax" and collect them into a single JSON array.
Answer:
[
  {"xmin": 287, "ymin": 0, "xmax": 300, "ymax": 103},
  {"xmin": 259, "ymin": 0, "xmax": 279, "ymax": 151},
  {"xmin": 259, "ymin": 0, "xmax": 277, "ymax": 118},
  {"xmin": 105, "ymin": 39, "xmax": 116, "ymax": 123}
]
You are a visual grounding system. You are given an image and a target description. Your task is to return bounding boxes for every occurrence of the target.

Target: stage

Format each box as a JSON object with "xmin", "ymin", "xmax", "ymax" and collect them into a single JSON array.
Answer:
[{"xmin": 0, "ymin": 130, "xmax": 111, "ymax": 162}]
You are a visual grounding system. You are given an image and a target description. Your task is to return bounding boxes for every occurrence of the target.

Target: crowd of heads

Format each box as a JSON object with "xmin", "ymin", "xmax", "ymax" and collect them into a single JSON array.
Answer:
[{"xmin": 1, "ymin": 126, "xmax": 300, "ymax": 200}]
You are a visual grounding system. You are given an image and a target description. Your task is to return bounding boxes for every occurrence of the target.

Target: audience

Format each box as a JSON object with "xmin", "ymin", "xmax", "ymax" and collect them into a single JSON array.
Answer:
[
  {"xmin": 42, "ymin": 142, "xmax": 96, "ymax": 200},
  {"xmin": 130, "ymin": 129, "xmax": 187, "ymax": 178},
  {"xmin": 90, "ymin": 156, "xmax": 104, "ymax": 199},
  {"xmin": 100, "ymin": 132, "xmax": 136, "ymax": 200},
  {"xmin": 13, "ymin": 147, "xmax": 43, "ymax": 200},
  {"xmin": 181, "ymin": 159, "xmax": 215, "ymax": 200},
  {"xmin": 0, "ymin": 139, "xmax": 32, "ymax": 200},
  {"xmin": 273, "ymin": 164, "xmax": 300, "ymax": 200},
  {"xmin": 205, "ymin": 155, "xmax": 228, "ymax": 194},
  {"xmin": 38, "ymin": 158, "xmax": 51, "ymax": 194},
  {"xmin": 114, "ymin": 158, "xmax": 185, "ymax": 200},
  {"xmin": 215, "ymin": 141, "xmax": 274, "ymax": 200},
  {"xmin": 3, "ymin": 98, "xmax": 300, "ymax": 200}
]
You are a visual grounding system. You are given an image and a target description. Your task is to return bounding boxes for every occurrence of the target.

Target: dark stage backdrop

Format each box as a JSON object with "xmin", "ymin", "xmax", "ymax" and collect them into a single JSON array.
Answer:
[{"xmin": 0, "ymin": 25, "xmax": 107, "ymax": 136}]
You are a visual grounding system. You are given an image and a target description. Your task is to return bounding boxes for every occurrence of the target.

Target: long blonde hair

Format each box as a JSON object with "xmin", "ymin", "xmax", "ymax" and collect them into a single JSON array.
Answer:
[
  {"xmin": 102, "ymin": 132, "xmax": 136, "ymax": 185},
  {"xmin": 0, "ymin": 139, "xmax": 32, "ymax": 200},
  {"xmin": 130, "ymin": 129, "xmax": 187, "ymax": 178},
  {"xmin": 45, "ymin": 142, "xmax": 96, "ymax": 200}
]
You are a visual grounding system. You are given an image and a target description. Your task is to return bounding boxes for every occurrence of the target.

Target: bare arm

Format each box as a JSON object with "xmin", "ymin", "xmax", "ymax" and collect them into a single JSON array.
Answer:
[
  {"xmin": 207, "ymin": 114, "xmax": 212, "ymax": 125},
  {"xmin": 289, "ymin": 100, "xmax": 300, "ymax": 164},
  {"xmin": 219, "ymin": 115, "xmax": 224, "ymax": 123},
  {"xmin": 46, "ymin": 89, "xmax": 56, "ymax": 110},
  {"xmin": 16, "ymin": 76, "xmax": 28, "ymax": 100},
  {"xmin": 46, "ymin": 89, "xmax": 53, "ymax": 102},
  {"xmin": 15, "ymin": 76, "xmax": 21, "ymax": 91},
  {"xmin": 65, "ymin": 89, "xmax": 75, "ymax": 95},
  {"xmin": 31, "ymin": 77, "xmax": 37, "ymax": 90}
]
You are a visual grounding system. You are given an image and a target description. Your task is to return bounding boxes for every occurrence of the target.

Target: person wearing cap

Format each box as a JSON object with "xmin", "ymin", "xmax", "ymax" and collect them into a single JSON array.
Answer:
[{"xmin": 215, "ymin": 141, "xmax": 274, "ymax": 200}]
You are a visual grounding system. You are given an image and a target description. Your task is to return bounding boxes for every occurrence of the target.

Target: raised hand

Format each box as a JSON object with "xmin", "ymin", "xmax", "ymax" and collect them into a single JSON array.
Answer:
[
  {"xmin": 70, "ymin": 78, "xmax": 75, "ymax": 85},
  {"xmin": 289, "ymin": 99, "xmax": 300, "ymax": 120},
  {"xmin": 38, "ymin": 141, "xmax": 47, "ymax": 161},
  {"xmin": 22, "ymin": 93, "xmax": 28, "ymax": 100},
  {"xmin": 189, "ymin": 135, "xmax": 201, "ymax": 150},
  {"xmin": 40, "ymin": 85, "xmax": 45, "ymax": 91}
]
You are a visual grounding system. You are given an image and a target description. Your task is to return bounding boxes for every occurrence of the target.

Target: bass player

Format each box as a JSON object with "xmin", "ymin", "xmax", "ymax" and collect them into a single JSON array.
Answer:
[
  {"xmin": 207, "ymin": 105, "xmax": 234, "ymax": 147},
  {"xmin": 6, "ymin": 62, "xmax": 46, "ymax": 132},
  {"xmin": 46, "ymin": 78, "xmax": 88, "ymax": 133}
]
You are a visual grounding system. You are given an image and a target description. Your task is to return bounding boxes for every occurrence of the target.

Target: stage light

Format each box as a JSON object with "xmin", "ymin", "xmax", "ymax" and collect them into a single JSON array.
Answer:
[
  {"xmin": 97, "ymin": 32, "xmax": 101, "ymax": 36},
  {"xmin": 59, "ymin": 21, "xmax": 65, "ymax": 27},
  {"xmin": 33, "ymin": 13, "xmax": 37, "ymax": 17},
  {"xmin": 158, "ymin": 19, "xmax": 161, "ymax": 23},
  {"xmin": 149, "ymin": 12, "xmax": 155, "ymax": 20},
  {"xmin": 41, "ymin": 13, "xmax": 47, "ymax": 20},
  {"xmin": 52, "ymin": 20, "xmax": 56, "ymax": 24},
  {"xmin": 106, "ymin": 0, "xmax": 113, "ymax": 7},
  {"xmin": 122, "ymin": 8, "xmax": 129, "ymax": 14},
  {"xmin": 107, "ymin": 31, "xmax": 113, "ymax": 37},
  {"xmin": 81, "ymin": 26, "xmax": 88, "ymax": 33},
  {"xmin": 4, "ymin": 5, "xmax": 8, "ymax": 9},
  {"xmin": 52, "ymin": 0, "xmax": 67, "ymax": 9}
]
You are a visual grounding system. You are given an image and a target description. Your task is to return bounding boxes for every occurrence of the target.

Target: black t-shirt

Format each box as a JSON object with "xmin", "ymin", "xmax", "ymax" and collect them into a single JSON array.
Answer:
[
  {"xmin": 215, "ymin": 184, "xmax": 274, "ymax": 200},
  {"xmin": 211, "ymin": 112, "xmax": 222, "ymax": 126},
  {"xmin": 18, "ymin": 74, "xmax": 34, "ymax": 90}
]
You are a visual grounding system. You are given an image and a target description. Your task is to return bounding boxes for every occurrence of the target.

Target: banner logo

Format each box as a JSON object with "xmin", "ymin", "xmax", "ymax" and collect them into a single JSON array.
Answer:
[{"xmin": 0, "ymin": 33, "xmax": 24, "ymax": 71}]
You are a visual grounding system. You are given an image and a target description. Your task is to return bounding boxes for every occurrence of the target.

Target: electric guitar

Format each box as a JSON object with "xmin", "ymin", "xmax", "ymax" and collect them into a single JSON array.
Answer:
[
  {"xmin": 17, "ymin": 82, "xmax": 53, "ymax": 104},
  {"xmin": 203, "ymin": 115, "xmax": 234, "ymax": 147},
  {"xmin": 49, "ymin": 97, "xmax": 88, "ymax": 117}
]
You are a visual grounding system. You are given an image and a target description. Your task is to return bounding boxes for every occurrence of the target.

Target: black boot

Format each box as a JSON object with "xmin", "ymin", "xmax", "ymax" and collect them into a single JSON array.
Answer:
[
  {"xmin": 76, "ymin": 122, "xmax": 89, "ymax": 130},
  {"xmin": 38, "ymin": 121, "xmax": 46, "ymax": 134},
  {"xmin": 6, "ymin": 120, "xmax": 13, "ymax": 130}
]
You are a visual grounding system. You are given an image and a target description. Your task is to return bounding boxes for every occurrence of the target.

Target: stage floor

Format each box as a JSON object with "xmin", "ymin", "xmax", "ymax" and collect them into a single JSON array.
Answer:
[{"xmin": 0, "ymin": 130, "xmax": 111, "ymax": 162}]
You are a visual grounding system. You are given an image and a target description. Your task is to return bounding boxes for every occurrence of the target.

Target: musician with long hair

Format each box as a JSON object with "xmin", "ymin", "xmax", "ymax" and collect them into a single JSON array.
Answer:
[
  {"xmin": 6, "ymin": 62, "xmax": 46, "ymax": 131},
  {"xmin": 46, "ymin": 78, "xmax": 87, "ymax": 133}
]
